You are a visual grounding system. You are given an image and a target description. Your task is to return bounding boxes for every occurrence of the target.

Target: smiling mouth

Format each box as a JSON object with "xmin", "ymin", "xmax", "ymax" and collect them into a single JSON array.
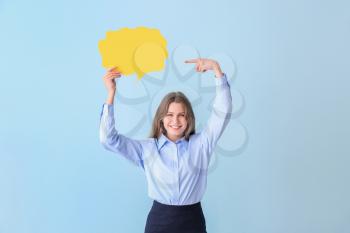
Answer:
[{"xmin": 170, "ymin": 125, "xmax": 182, "ymax": 129}]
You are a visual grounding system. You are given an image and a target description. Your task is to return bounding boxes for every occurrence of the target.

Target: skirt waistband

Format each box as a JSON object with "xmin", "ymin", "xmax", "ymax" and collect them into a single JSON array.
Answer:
[{"xmin": 151, "ymin": 200, "xmax": 202, "ymax": 213}]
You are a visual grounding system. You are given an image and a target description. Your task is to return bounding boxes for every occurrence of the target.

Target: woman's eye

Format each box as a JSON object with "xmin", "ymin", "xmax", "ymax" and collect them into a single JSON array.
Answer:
[{"xmin": 166, "ymin": 113, "xmax": 184, "ymax": 117}]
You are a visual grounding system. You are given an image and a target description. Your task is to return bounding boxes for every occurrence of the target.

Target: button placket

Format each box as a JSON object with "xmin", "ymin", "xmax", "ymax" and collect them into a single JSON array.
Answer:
[{"xmin": 175, "ymin": 142, "xmax": 180, "ymax": 203}]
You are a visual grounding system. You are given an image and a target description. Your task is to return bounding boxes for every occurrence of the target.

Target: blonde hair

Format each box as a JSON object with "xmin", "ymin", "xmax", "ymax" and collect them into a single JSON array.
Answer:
[{"xmin": 150, "ymin": 91, "xmax": 195, "ymax": 140}]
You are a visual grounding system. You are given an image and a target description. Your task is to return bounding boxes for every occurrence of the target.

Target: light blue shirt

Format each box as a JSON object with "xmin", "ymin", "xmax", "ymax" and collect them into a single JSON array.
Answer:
[{"xmin": 99, "ymin": 74, "xmax": 232, "ymax": 205}]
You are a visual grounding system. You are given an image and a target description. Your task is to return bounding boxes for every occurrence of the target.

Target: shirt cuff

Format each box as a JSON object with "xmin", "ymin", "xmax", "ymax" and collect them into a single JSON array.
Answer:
[
  {"xmin": 215, "ymin": 73, "xmax": 228, "ymax": 86},
  {"xmin": 102, "ymin": 103, "xmax": 114, "ymax": 116}
]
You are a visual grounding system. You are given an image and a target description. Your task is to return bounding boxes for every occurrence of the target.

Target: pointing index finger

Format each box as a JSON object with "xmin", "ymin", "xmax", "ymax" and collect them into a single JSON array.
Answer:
[{"xmin": 184, "ymin": 59, "xmax": 199, "ymax": 64}]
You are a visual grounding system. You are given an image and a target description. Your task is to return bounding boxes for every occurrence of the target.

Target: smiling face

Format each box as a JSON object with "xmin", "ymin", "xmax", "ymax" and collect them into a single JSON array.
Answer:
[
  {"xmin": 149, "ymin": 91, "xmax": 196, "ymax": 141},
  {"xmin": 162, "ymin": 102, "xmax": 188, "ymax": 142}
]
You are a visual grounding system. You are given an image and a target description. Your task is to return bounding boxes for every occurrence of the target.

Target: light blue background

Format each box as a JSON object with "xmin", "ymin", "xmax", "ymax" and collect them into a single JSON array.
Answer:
[{"xmin": 1, "ymin": 0, "xmax": 349, "ymax": 232}]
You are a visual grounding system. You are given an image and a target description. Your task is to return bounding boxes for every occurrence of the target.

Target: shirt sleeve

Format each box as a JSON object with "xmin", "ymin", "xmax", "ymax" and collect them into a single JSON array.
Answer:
[
  {"xmin": 99, "ymin": 103, "xmax": 144, "ymax": 168},
  {"xmin": 200, "ymin": 73, "xmax": 233, "ymax": 161}
]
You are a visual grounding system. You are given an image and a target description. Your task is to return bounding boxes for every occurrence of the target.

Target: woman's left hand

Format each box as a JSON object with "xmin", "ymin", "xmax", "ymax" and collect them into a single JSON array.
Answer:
[{"xmin": 185, "ymin": 58, "xmax": 224, "ymax": 78}]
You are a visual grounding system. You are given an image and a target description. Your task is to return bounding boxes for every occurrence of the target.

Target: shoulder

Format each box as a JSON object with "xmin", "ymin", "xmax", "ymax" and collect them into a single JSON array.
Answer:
[
  {"xmin": 138, "ymin": 137, "xmax": 157, "ymax": 147},
  {"xmin": 188, "ymin": 132, "xmax": 204, "ymax": 144}
]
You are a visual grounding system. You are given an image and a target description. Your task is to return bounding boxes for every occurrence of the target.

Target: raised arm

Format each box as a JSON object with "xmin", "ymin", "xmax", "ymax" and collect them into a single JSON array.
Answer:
[
  {"xmin": 200, "ymin": 73, "xmax": 232, "ymax": 156},
  {"xmin": 185, "ymin": 59, "xmax": 233, "ymax": 157},
  {"xmin": 99, "ymin": 67, "xmax": 144, "ymax": 168}
]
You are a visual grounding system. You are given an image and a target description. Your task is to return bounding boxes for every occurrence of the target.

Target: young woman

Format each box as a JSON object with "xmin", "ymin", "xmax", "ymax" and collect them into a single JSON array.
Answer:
[{"xmin": 100, "ymin": 58, "xmax": 232, "ymax": 233}]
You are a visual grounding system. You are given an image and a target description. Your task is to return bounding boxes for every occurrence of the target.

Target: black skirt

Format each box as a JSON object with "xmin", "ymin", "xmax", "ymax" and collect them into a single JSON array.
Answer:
[{"xmin": 144, "ymin": 200, "xmax": 207, "ymax": 233}]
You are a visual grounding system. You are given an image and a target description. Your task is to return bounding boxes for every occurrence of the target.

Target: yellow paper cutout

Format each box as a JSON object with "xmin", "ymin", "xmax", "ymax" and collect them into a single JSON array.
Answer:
[{"xmin": 98, "ymin": 27, "xmax": 168, "ymax": 80}]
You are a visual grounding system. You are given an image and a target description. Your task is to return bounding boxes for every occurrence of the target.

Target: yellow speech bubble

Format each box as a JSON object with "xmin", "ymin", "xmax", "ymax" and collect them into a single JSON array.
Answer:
[{"xmin": 98, "ymin": 27, "xmax": 168, "ymax": 80}]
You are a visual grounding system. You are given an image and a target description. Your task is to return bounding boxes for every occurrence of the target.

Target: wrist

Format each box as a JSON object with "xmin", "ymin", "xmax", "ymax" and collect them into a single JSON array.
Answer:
[
  {"xmin": 106, "ymin": 96, "xmax": 114, "ymax": 105},
  {"xmin": 108, "ymin": 90, "xmax": 116, "ymax": 96},
  {"xmin": 213, "ymin": 64, "xmax": 223, "ymax": 78},
  {"xmin": 214, "ymin": 69, "xmax": 224, "ymax": 78}
]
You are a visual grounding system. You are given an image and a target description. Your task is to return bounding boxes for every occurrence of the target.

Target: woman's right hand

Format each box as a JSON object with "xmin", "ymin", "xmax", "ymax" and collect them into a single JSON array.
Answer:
[{"xmin": 103, "ymin": 67, "xmax": 122, "ymax": 94}]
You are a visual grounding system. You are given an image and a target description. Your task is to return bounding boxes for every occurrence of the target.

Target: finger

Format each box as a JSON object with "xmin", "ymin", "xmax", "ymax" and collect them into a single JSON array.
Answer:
[
  {"xmin": 105, "ymin": 73, "xmax": 121, "ymax": 79},
  {"xmin": 195, "ymin": 64, "xmax": 200, "ymax": 72},
  {"xmin": 105, "ymin": 73, "xmax": 117, "ymax": 79},
  {"xmin": 110, "ymin": 74, "xmax": 121, "ymax": 79},
  {"xmin": 108, "ymin": 70, "xmax": 121, "ymax": 74},
  {"xmin": 109, "ymin": 72, "xmax": 121, "ymax": 75},
  {"xmin": 108, "ymin": 75, "xmax": 120, "ymax": 79},
  {"xmin": 107, "ymin": 66, "xmax": 118, "ymax": 72},
  {"xmin": 185, "ymin": 59, "xmax": 199, "ymax": 63},
  {"xmin": 198, "ymin": 66, "xmax": 206, "ymax": 72}
]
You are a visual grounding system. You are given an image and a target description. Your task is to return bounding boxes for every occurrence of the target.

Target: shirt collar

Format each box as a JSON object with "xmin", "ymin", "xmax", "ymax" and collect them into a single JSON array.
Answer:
[{"xmin": 157, "ymin": 133, "xmax": 186, "ymax": 150}]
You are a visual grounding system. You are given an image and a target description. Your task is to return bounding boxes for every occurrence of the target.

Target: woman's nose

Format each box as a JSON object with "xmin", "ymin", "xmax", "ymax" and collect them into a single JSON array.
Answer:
[{"xmin": 171, "ymin": 117, "xmax": 179, "ymax": 123}]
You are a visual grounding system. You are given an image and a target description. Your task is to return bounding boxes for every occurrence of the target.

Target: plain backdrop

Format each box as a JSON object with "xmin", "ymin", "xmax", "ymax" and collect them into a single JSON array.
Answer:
[{"xmin": 0, "ymin": 0, "xmax": 349, "ymax": 232}]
